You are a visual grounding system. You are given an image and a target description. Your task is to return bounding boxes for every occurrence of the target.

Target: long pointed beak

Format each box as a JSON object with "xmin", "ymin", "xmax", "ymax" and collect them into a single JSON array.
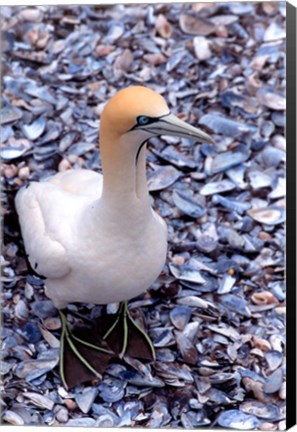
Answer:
[{"xmin": 140, "ymin": 113, "xmax": 215, "ymax": 144}]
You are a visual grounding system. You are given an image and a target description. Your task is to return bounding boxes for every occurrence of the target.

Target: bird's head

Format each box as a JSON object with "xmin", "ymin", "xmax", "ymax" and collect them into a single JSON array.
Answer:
[{"xmin": 100, "ymin": 86, "xmax": 214, "ymax": 147}]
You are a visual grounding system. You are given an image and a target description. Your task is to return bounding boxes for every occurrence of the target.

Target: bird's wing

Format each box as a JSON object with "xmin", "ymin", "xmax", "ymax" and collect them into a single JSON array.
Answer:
[
  {"xmin": 15, "ymin": 183, "xmax": 72, "ymax": 279},
  {"xmin": 48, "ymin": 169, "xmax": 103, "ymax": 197}
]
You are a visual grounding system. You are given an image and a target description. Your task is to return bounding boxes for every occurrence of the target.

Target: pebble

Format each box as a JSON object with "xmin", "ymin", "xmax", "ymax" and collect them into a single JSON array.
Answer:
[
  {"xmin": 55, "ymin": 406, "xmax": 69, "ymax": 423},
  {"xmin": 193, "ymin": 36, "xmax": 212, "ymax": 61}
]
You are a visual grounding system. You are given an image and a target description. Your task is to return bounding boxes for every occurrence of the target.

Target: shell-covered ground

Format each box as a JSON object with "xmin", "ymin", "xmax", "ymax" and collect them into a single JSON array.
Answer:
[{"xmin": 1, "ymin": 3, "xmax": 286, "ymax": 429}]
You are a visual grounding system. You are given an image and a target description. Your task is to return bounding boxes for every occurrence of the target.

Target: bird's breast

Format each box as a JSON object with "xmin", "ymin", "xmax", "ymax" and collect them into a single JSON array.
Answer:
[{"xmin": 52, "ymin": 206, "xmax": 168, "ymax": 305}]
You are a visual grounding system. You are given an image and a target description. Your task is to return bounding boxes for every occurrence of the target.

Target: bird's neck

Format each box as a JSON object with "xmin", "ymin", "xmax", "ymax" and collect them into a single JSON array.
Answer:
[{"xmin": 100, "ymin": 134, "xmax": 150, "ymax": 209}]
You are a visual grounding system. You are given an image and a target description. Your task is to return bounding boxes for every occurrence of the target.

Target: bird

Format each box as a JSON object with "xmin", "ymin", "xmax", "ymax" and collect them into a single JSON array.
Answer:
[{"xmin": 15, "ymin": 86, "xmax": 214, "ymax": 388}]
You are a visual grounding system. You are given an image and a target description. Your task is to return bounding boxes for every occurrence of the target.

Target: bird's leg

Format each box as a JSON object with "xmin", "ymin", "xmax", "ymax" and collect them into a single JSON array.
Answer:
[
  {"xmin": 59, "ymin": 310, "xmax": 112, "ymax": 389},
  {"xmin": 102, "ymin": 301, "xmax": 155, "ymax": 360}
]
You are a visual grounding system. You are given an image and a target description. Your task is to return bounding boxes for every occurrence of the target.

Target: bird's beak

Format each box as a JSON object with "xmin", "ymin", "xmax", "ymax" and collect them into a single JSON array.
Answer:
[{"xmin": 139, "ymin": 113, "xmax": 214, "ymax": 144}]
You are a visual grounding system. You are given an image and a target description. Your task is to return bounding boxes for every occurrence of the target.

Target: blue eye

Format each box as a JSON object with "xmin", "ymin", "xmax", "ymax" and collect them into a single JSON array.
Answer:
[{"xmin": 137, "ymin": 115, "xmax": 150, "ymax": 125}]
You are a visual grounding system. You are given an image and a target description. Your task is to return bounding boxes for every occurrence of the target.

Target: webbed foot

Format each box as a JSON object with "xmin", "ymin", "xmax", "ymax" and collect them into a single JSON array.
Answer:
[
  {"xmin": 102, "ymin": 301, "xmax": 155, "ymax": 361},
  {"xmin": 59, "ymin": 310, "xmax": 113, "ymax": 389}
]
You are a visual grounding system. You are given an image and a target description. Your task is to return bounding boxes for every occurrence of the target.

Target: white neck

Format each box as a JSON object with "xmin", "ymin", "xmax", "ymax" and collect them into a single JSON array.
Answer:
[{"xmin": 100, "ymin": 134, "xmax": 150, "ymax": 209}]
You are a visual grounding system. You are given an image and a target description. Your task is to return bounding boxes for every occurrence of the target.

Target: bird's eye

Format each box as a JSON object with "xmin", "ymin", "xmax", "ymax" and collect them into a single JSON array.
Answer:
[{"xmin": 137, "ymin": 115, "xmax": 150, "ymax": 126}]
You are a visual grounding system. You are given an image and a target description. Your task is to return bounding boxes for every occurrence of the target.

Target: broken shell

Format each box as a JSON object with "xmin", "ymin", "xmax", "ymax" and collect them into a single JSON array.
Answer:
[
  {"xmin": 200, "ymin": 179, "xmax": 236, "ymax": 196},
  {"xmin": 263, "ymin": 368, "xmax": 283, "ymax": 394},
  {"xmin": 179, "ymin": 14, "xmax": 216, "ymax": 36},
  {"xmin": 98, "ymin": 378, "xmax": 125, "ymax": 403},
  {"xmin": 220, "ymin": 294, "xmax": 251, "ymax": 317},
  {"xmin": 265, "ymin": 350, "xmax": 283, "ymax": 372},
  {"xmin": 23, "ymin": 392, "xmax": 54, "ymax": 410},
  {"xmin": 240, "ymin": 400, "xmax": 280, "ymax": 420},
  {"xmin": 172, "ymin": 190, "xmax": 206, "ymax": 219},
  {"xmin": 148, "ymin": 166, "xmax": 180, "ymax": 192},
  {"xmin": 15, "ymin": 350, "xmax": 59, "ymax": 381},
  {"xmin": 261, "ymin": 146, "xmax": 285, "ymax": 168},
  {"xmin": 75, "ymin": 387, "xmax": 98, "ymax": 414},
  {"xmin": 199, "ymin": 113, "xmax": 254, "ymax": 137},
  {"xmin": 169, "ymin": 306, "xmax": 191, "ymax": 330},
  {"xmin": 248, "ymin": 170, "xmax": 273, "ymax": 190},
  {"xmin": 2, "ymin": 410, "xmax": 25, "ymax": 426},
  {"xmin": 256, "ymin": 88, "xmax": 285, "ymax": 111},
  {"xmin": 169, "ymin": 263, "xmax": 206, "ymax": 284},
  {"xmin": 212, "ymin": 194, "xmax": 251, "ymax": 214},
  {"xmin": 217, "ymin": 409, "xmax": 260, "ymax": 430},
  {"xmin": 22, "ymin": 117, "xmax": 46, "ymax": 141},
  {"xmin": 1, "ymin": 146, "xmax": 28, "ymax": 161},
  {"xmin": 155, "ymin": 14, "xmax": 172, "ymax": 39},
  {"xmin": 0, "ymin": 106, "xmax": 23, "ymax": 124},
  {"xmin": 175, "ymin": 330, "xmax": 198, "ymax": 365},
  {"xmin": 210, "ymin": 148, "xmax": 250, "ymax": 174},
  {"xmin": 263, "ymin": 22, "xmax": 286, "ymax": 42},
  {"xmin": 217, "ymin": 274, "xmax": 236, "ymax": 294},
  {"xmin": 251, "ymin": 291, "xmax": 278, "ymax": 305},
  {"xmin": 247, "ymin": 207, "xmax": 285, "ymax": 225}
]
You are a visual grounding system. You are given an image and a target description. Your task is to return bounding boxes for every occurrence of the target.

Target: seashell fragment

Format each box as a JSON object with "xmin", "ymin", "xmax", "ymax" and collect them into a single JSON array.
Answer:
[
  {"xmin": 148, "ymin": 166, "xmax": 180, "ymax": 191},
  {"xmin": 169, "ymin": 306, "xmax": 191, "ymax": 330},
  {"xmin": 158, "ymin": 146, "xmax": 196, "ymax": 169},
  {"xmin": 210, "ymin": 148, "xmax": 250, "ymax": 174},
  {"xmin": 263, "ymin": 368, "xmax": 283, "ymax": 394},
  {"xmin": 0, "ymin": 106, "xmax": 23, "ymax": 124},
  {"xmin": 22, "ymin": 117, "xmax": 46, "ymax": 141},
  {"xmin": 265, "ymin": 350, "xmax": 283, "ymax": 372},
  {"xmin": 212, "ymin": 194, "xmax": 251, "ymax": 214},
  {"xmin": 175, "ymin": 330, "xmax": 198, "ymax": 365},
  {"xmin": 217, "ymin": 409, "xmax": 260, "ymax": 430},
  {"xmin": 2, "ymin": 410, "xmax": 25, "ymax": 426},
  {"xmin": 256, "ymin": 88, "xmax": 285, "ymax": 111},
  {"xmin": 23, "ymin": 392, "xmax": 54, "ymax": 410},
  {"xmin": 248, "ymin": 170, "xmax": 273, "ymax": 190},
  {"xmin": 200, "ymin": 179, "xmax": 235, "ymax": 196},
  {"xmin": 103, "ymin": 22, "xmax": 124, "ymax": 44},
  {"xmin": 179, "ymin": 14, "xmax": 216, "ymax": 36},
  {"xmin": 75, "ymin": 387, "xmax": 98, "ymax": 414},
  {"xmin": 155, "ymin": 14, "xmax": 172, "ymax": 39},
  {"xmin": 251, "ymin": 291, "xmax": 278, "ymax": 305},
  {"xmin": 220, "ymin": 294, "xmax": 251, "ymax": 317},
  {"xmin": 172, "ymin": 190, "xmax": 206, "ymax": 218},
  {"xmin": 217, "ymin": 274, "xmax": 236, "ymax": 294},
  {"xmin": 169, "ymin": 263, "xmax": 206, "ymax": 284},
  {"xmin": 98, "ymin": 378, "xmax": 125, "ymax": 403},
  {"xmin": 240, "ymin": 400, "xmax": 280, "ymax": 420},
  {"xmin": 268, "ymin": 177, "xmax": 285, "ymax": 199},
  {"xmin": 247, "ymin": 206, "xmax": 285, "ymax": 225},
  {"xmin": 15, "ymin": 349, "xmax": 59, "ymax": 381},
  {"xmin": 1, "ymin": 146, "xmax": 28, "ymax": 161},
  {"xmin": 263, "ymin": 22, "xmax": 286, "ymax": 42},
  {"xmin": 199, "ymin": 113, "xmax": 254, "ymax": 137}
]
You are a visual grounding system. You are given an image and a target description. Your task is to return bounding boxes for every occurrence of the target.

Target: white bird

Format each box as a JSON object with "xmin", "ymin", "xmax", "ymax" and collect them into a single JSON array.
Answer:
[{"xmin": 15, "ymin": 86, "xmax": 213, "ymax": 388}]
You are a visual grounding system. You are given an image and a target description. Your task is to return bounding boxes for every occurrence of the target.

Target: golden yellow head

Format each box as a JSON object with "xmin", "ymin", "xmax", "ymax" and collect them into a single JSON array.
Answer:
[
  {"xmin": 100, "ymin": 86, "xmax": 169, "ymax": 137},
  {"xmin": 100, "ymin": 85, "xmax": 214, "ymax": 145}
]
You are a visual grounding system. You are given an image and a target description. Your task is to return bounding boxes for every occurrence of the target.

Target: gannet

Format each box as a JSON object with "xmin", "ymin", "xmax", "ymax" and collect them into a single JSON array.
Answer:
[{"xmin": 15, "ymin": 86, "xmax": 214, "ymax": 388}]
